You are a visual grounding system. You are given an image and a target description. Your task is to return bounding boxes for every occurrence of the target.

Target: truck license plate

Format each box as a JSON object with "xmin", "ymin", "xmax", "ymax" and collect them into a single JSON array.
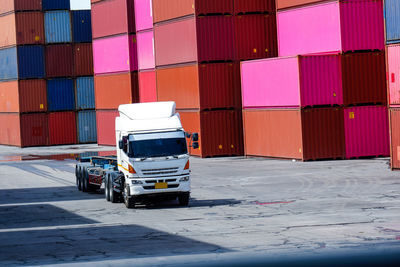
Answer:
[{"xmin": 155, "ymin": 182, "xmax": 168, "ymax": 189}]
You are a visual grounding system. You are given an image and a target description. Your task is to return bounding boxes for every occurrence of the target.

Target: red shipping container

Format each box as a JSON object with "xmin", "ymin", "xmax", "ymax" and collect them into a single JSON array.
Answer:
[
  {"xmin": 152, "ymin": 0, "xmax": 233, "ymax": 23},
  {"xmin": 95, "ymin": 72, "xmax": 139, "ymax": 110},
  {"xmin": 234, "ymin": 0, "xmax": 276, "ymax": 15},
  {"xmin": 0, "ymin": 0, "xmax": 42, "ymax": 15},
  {"xmin": 390, "ymin": 108, "xmax": 400, "ymax": 169},
  {"xmin": 74, "ymin": 43, "xmax": 93, "ymax": 77},
  {"xmin": 243, "ymin": 108, "xmax": 345, "ymax": 161},
  {"xmin": 156, "ymin": 62, "xmax": 241, "ymax": 110},
  {"xmin": 234, "ymin": 14, "xmax": 277, "ymax": 60},
  {"xmin": 91, "ymin": 0, "xmax": 135, "ymax": 39},
  {"xmin": 20, "ymin": 113, "xmax": 49, "ymax": 147},
  {"xmin": 46, "ymin": 44, "xmax": 74, "ymax": 78},
  {"xmin": 96, "ymin": 109, "xmax": 119, "ymax": 146},
  {"xmin": 16, "ymin": 12, "xmax": 44, "ymax": 45},
  {"xmin": 344, "ymin": 106, "xmax": 389, "ymax": 159},
  {"xmin": 0, "ymin": 80, "xmax": 47, "ymax": 113},
  {"xmin": 178, "ymin": 109, "xmax": 244, "ymax": 157},
  {"xmin": 138, "ymin": 70, "xmax": 157, "ymax": 103},
  {"xmin": 154, "ymin": 15, "xmax": 235, "ymax": 66},
  {"xmin": 48, "ymin": 112, "xmax": 77, "ymax": 145}
]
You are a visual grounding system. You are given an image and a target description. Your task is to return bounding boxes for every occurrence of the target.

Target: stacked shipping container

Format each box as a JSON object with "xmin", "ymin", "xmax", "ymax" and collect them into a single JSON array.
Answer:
[
  {"xmin": 152, "ymin": 0, "xmax": 278, "ymax": 157},
  {"xmin": 91, "ymin": 0, "xmax": 139, "ymax": 146},
  {"xmin": 0, "ymin": 0, "xmax": 96, "ymax": 147},
  {"xmin": 241, "ymin": 0, "xmax": 389, "ymax": 160},
  {"xmin": 385, "ymin": 0, "xmax": 400, "ymax": 170}
]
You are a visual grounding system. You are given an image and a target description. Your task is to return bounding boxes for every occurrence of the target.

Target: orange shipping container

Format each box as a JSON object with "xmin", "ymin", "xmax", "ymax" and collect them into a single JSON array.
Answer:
[
  {"xmin": 157, "ymin": 63, "xmax": 242, "ymax": 110},
  {"xmin": 390, "ymin": 108, "xmax": 400, "ymax": 170},
  {"xmin": 95, "ymin": 72, "xmax": 139, "ymax": 110},
  {"xmin": 0, "ymin": 80, "xmax": 47, "ymax": 113},
  {"xmin": 178, "ymin": 109, "xmax": 244, "ymax": 157},
  {"xmin": 243, "ymin": 108, "xmax": 345, "ymax": 161},
  {"xmin": 276, "ymin": 0, "xmax": 325, "ymax": 10}
]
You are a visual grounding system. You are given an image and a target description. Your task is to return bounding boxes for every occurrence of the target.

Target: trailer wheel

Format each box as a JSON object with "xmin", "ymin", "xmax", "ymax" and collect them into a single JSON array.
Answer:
[
  {"xmin": 82, "ymin": 168, "xmax": 88, "ymax": 192},
  {"xmin": 178, "ymin": 193, "xmax": 190, "ymax": 206},
  {"xmin": 105, "ymin": 175, "xmax": 110, "ymax": 202},
  {"xmin": 124, "ymin": 183, "xmax": 135, "ymax": 209},
  {"xmin": 109, "ymin": 176, "xmax": 118, "ymax": 203},
  {"xmin": 77, "ymin": 167, "xmax": 82, "ymax": 191}
]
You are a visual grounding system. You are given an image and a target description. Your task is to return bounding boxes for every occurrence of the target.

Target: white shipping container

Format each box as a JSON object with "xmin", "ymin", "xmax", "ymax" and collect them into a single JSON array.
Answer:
[{"xmin": 70, "ymin": 0, "xmax": 91, "ymax": 10}]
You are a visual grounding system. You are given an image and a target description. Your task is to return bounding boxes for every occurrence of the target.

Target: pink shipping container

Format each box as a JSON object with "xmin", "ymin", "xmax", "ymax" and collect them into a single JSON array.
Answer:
[
  {"xmin": 344, "ymin": 106, "xmax": 389, "ymax": 159},
  {"xmin": 277, "ymin": 1, "xmax": 384, "ymax": 57},
  {"xmin": 241, "ymin": 52, "xmax": 386, "ymax": 108},
  {"xmin": 154, "ymin": 15, "xmax": 234, "ymax": 66},
  {"xmin": 93, "ymin": 34, "xmax": 138, "ymax": 75},
  {"xmin": 138, "ymin": 70, "xmax": 157, "ymax": 103},
  {"xmin": 134, "ymin": 0, "xmax": 153, "ymax": 32},
  {"xmin": 387, "ymin": 44, "xmax": 400, "ymax": 106},
  {"xmin": 137, "ymin": 30, "xmax": 155, "ymax": 70}
]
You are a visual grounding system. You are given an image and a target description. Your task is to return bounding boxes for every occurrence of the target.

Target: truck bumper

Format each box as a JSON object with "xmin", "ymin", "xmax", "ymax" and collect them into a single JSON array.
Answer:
[{"xmin": 128, "ymin": 177, "xmax": 190, "ymax": 197}]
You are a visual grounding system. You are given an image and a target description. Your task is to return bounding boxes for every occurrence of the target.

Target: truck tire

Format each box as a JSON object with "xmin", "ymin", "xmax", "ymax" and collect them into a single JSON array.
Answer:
[
  {"xmin": 178, "ymin": 193, "xmax": 190, "ymax": 206},
  {"xmin": 124, "ymin": 183, "xmax": 135, "ymax": 209},
  {"xmin": 77, "ymin": 167, "xmax": 82, "ymax": 191},
  {"xmin": 82, "ymin": 168, "xmax": 88, "ymax": 192},
  {"xmin": 105, "ymin": 175, "xmax": 110, "ymax": 202},
  {"xmin": 109, "ymin": 176, "xmax": 118, "ymax": 203}
]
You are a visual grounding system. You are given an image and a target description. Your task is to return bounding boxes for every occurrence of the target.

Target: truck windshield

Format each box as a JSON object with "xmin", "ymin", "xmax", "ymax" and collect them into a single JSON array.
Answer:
[{"xmin": 128, "ymin": 134, "xmax": 188, "ymax": 158}]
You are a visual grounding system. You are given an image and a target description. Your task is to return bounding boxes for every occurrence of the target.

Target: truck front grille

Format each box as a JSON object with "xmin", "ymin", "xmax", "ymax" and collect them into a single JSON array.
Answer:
[
  {"xmin": 143, "ymin": 184, "xmax": 179, "ymax": 190},
  {"xmin": 142, "ymin": 167, "xmax": 179, "ymax": 176}
]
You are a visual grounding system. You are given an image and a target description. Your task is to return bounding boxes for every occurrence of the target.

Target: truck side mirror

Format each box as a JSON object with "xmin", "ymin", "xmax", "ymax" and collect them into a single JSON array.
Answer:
[
  {"xmin": 192, "ymin": 142, "xmax": 199, "ymax": 150},
  {"xmin": 118, "ymin": 140, "xmax": 124, "ymax": 150},
  {"xmin": 192, "ymin": 133, "xmax": 199, "ymax": 142}
]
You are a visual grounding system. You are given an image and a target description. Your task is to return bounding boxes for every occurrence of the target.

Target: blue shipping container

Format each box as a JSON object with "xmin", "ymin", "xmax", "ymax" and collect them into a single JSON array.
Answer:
[
  {"xmin": 0, "ymin": 47, "xmax": 18, "ymax": 81},
  {"xmin": 18, "ymin": 46, "xmax": 46, "ymax": 79},
  {"xmin": 47, "ymin": 79, "xmax": 75, "ymax": 111},
  {"xmin": 45, "ymin": 10, "xmax": 72, "ymax": 44},
  {"xmin": 385, "ymin": 0, "xmax": 400, "ymax": 44},
  {"xmin": 42, "ymin": 0, "xmax": 70, "ymax": 11},
  {"xmin": 76, "ymin": 77, "xmax": 95, "ymax": 110},
  {"xmin": 72, "ymin": 10, "xmax": 92, "ymax": 43},
  {"xmin": 78, "ymin": 110, "xmax": 97, "ymax": 143}
]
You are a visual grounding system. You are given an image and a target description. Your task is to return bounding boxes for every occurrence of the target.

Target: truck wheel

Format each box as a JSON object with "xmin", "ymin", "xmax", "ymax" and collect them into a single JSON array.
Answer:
[
  {"xmin": 77, "ymin": 167, "xmax": 82, "ymax": 191},
  {"xmin": 109, "ymin": 177, "xmax": 118, "ymax": 203},
  {"xmin": 178, "ymin": 193, "xmax": 190, "ymax": 206},
  {"xmin": 82, "ymin": 168, "xmax": 88, "ymax": 192},
  {"xmin": 124, "ymin": 184, "xmax": 135, "ymax": 209},
  {"xmin": 105, "ymin": 175, "xmax": 110, "ymax": 202}
]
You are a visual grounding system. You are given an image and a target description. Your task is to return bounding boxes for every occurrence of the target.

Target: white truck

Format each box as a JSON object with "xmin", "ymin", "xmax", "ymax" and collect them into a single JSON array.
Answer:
[{"xmin": 75, "ymin": 102, "xmax": 199, "ymax": 208}]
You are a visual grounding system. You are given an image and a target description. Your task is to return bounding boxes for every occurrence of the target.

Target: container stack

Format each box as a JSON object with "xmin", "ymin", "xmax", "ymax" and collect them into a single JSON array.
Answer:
[
  {"xmin": 152, "ymin": 0, "xmax": 277, "ymax": 157},
  {"xmin": 385, "ymin": 0, "xmax": 400, "ymax": 170},
  {"xmin": 0, "ymin": 0, "xmax": 96, "ymax": 147},
  {"xmin": 241, "ymin": 0, "xmax": 389, "ymax": 160},
  {"xmin": 135, "ymin": 0, "xmax": 157, "ymax": 103},
  {"xmin": 91, "ymin": 0, "xmax": 139, "ymax": 146}
]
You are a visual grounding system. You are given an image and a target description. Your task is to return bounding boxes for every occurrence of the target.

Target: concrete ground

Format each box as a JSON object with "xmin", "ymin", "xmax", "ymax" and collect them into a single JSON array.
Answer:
[{"xmin": 0, "ymin": 144, "xmax": 399, "ymax": 266}]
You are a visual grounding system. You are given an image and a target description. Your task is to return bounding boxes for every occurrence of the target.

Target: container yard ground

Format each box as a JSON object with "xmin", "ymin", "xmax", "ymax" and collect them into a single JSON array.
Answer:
[{"xmin": 0, "ymin": 145, "xmax": 399, "ymax": 266}]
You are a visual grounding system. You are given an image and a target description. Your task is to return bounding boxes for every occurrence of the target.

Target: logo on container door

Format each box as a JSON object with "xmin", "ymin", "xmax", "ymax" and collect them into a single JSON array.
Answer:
[{"xmin": 349, "ymin": 112, "xmax": 355, "ymax": 119}]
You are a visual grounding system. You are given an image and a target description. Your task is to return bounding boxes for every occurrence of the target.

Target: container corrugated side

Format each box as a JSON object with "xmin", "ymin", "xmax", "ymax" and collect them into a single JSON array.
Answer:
[
  {"xmin": 0, "ymin": 13, "xmax": 17, "ymax": 48},
  {"xmin": 96, "ymin": 109, "xmax": 119, "ymax": 146},
  {"xmin": 91, "ymin": 0, "xmax": 136, "ymax": 39},
  {"xmin": 15, "ymin": 12, "xmax": 45, "ymax": 45},
  {"xmin": 45, "ymin": 44, "xmax": 73, "ymax": 78},
  {"xmin": 390, "ymin": 108, "xmax": 400, "ymax": 169},
  {"xmin": 78, "ymin": 110, "xmax": 97, "ymax": 143},
  {"xmin": 387, "ymin": 44, "xmax": 400, "ymax": 106},
  {"xmin": 276, "ymin": 0, "xmax": 325, "ymax": 10},
  {"xmin": 76, "ymin": 77, "xmax": 95, "ymax": 110},
  {"xmin": 179, "ymin": 109, "xmax": 244, "ymax": 158},
  {"xmin": 44, "ymin": 10, "xmax": 72, "ymax": 44},
  {"xmin": 137, "ymin": 30, "xmax": 155, "ymax": 70},
  {"xmin": 74, "ymin": 43, "xmax": 93, "ymax": 77},
  {"xmin": 48, "ymin": 112, "xmax": 77, "ymax": 145},
  {"xmin": 18, "ymin": 45, "xmax": 45, "ymax": 79},
  {"xmin": 234, "ymin": 0, "xmax": 275, "ymax": 15},
  {"xmin": 70, "ymin": 0, "xmax": 91, "ymax": 10},
  {"xmin": 0, "ymin": 81, "xmax": 19, "ymax": 112},
  {"xmin": 234, "ymin": 13, "xmax": 277, "ymax": 60},
  {"xmin": 0, "ymin": 47, "xmax": 18, "ymax": 81},
  {"xmin": 385, "ymin": 0, "xmax": 400, "ymax": 44},
  {"xmin": 20, "ymin": 113, "xmax": 49, "ymax": 147},
  {"xmin": 134, "ymin": 0, "xmax": 153, "ymax": 32},
  {"xmin": 47, "ymin": 79, "xmax": 75, "ymax": 111},
  {"xmin": 138, "ymin": 70, "xmax": 157, "ymax": 103},
  {"xmin": 0, "ymin": 113, "xmax": 21, "ymax": 146},
  {"xmin": 0, "ymin": 0, "xmax": 42, "ymax": 15},
  {"xmin": 344, "ymin": 106, "xmax": 389, "ymax": 159},
  {"xmin": 42, "ymin": 0, "xmax": 70, "ymax": 10},
  {"xmin": 72, "ymin": 10, "xmax": 92, "ymax": 43},
  {"xmin": 277, "ymin": 1, "xmax": 384, "ymax": 57},
  {"xmin": 95, "ymin": 72, "xmax": 139, "ymax": 109},
  {"xmin": 157, "ymin": 62, "xmax": 241, "ymax": 110}
]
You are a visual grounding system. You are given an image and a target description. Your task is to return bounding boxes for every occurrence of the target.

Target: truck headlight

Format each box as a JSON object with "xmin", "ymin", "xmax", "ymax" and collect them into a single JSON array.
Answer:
[
  {"xmin": 179, "ymin": 176, "xmax": 190, "ymax": 182},
  {"xmin": 131, "ymin": 180, "xmax": 143, "ymax": 185}
]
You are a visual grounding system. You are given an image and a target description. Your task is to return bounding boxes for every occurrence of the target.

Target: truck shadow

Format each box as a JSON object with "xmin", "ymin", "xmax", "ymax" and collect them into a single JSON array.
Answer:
[
  {"xmin": 0, "ymin": 224, "xmax": 229, "ymax": 265},
  {"xmin": 141, "ymin": 198, "xmax": 242, "ymax": 210}
]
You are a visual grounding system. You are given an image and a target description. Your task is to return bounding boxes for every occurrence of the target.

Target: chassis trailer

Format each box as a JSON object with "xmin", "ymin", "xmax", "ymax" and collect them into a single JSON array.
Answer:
[{"xmin": 74, "ymin": 102, "xmax": 198, "ymax": 208}]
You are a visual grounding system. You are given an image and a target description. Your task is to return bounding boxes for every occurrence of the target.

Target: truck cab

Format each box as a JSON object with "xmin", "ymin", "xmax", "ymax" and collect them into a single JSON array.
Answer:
[{"xmin": 115, "ymin": 101, "xmax": 198, "ymax": 208}]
